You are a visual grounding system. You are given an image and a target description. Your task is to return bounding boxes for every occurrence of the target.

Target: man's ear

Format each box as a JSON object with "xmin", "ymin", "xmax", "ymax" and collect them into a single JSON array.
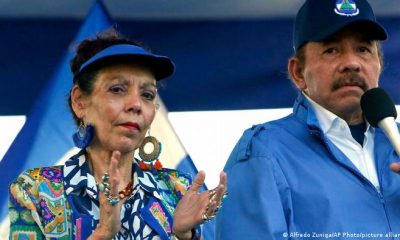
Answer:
[
  {"xmin": 288, "ymin": 56, "xmax": 307, "ymax": 90},
  {"xmin": 70, "ymin": 85, "xmax": 87, "ymax": 118}
]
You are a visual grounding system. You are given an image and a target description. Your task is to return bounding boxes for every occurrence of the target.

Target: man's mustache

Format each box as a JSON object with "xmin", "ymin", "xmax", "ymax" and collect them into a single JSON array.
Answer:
[{"xmin": 332, "ymin": 74, "xmax": 368, "ymax": 92}]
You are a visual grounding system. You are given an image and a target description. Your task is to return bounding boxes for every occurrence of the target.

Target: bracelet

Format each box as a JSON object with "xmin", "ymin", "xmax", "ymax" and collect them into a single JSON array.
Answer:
[{"xmin": 170, "ymin": 234, "xmax": 180, "ymax": 240}]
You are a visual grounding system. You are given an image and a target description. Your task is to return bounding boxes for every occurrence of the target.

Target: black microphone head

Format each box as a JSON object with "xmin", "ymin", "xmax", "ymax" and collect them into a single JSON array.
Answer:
[{"xmin": 361, "ymin": 87, "xmax": 397, "ymax": 127}]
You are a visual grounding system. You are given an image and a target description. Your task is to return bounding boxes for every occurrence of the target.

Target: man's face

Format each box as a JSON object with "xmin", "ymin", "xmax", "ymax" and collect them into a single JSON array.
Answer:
[{"xmin": 301, "ymin": 27, "xmax": 381, "ymax": 123}]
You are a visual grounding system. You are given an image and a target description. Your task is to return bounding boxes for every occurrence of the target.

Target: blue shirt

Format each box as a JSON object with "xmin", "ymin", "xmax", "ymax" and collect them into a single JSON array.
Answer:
[{"xmin": 216, "ymin": 94, "xmax": 400, "ymax": 240}]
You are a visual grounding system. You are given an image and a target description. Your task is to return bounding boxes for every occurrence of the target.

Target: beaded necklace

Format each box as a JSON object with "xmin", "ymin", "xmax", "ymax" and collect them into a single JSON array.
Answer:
[
  {"xmin": 86, "ymin": 150, "xmax": 134, "ymax": 200},
  {"xmin": 118, "ymin": 181, "xmax": 133, "ymax": 200}
]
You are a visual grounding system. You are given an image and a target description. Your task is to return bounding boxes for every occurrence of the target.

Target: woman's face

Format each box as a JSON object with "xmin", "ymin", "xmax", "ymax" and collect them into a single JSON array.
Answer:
[{"xmin": 74, "ymin": 63, "xmax": 157, "ymax": 154}]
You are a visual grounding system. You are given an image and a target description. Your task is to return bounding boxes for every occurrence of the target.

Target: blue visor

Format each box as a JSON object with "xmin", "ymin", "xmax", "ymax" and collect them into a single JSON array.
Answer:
[{"xmin": 78, "ymin": 44, "xmax": 175, "ymax": 81}]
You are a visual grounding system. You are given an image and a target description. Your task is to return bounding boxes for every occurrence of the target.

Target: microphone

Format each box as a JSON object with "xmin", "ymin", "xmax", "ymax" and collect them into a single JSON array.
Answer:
[{"xmin": 361, "ymin": 87, "xmax": 400, "ymax": 156}]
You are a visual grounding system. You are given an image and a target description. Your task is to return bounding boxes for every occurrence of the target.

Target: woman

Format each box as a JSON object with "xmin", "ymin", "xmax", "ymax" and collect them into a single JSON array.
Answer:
[{"xmin": 8, "ymin": 29, "xmax": 227, "ymax": 239}]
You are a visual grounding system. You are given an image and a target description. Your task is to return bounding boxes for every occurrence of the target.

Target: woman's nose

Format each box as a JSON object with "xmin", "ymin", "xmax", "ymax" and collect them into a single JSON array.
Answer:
[{"xmin": 126, "ymin": 92, "xmax": 142, "ymax": 113}]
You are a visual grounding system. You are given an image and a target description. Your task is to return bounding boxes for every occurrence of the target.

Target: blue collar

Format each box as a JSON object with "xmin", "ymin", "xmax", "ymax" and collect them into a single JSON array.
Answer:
[{"xmin": 292, "ymin": 92, "xmax": 322, "ymax": 131}]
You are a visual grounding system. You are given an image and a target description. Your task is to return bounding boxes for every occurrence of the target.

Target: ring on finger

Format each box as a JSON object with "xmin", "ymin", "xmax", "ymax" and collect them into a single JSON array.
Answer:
[
  {"xmin": 202, "ymin": 213, "xmax": 211, "ymax": 223},
  {"xmin": 208, "ymin": 189, "xmax": 217, "ymax": 203},
  {"xmin": 98, "ymin": 172, "xmax": 120, "ymax": 206},
  {"xmin": 208, "ymin": 190, "xmax": 227, "ymax": 215},
  {"xmin": 102, "ymin": 172, "xmax": 110, "ymax": 181},
  {"xmin": 99, "ymin": 173, "xmax": 111, "ymax": 193},
  {"xmin": 214, "ymin": 203, "xmax": 223, "ymax": 214},
  {"xmin": 222, "ymin": 191, "xmax": 228, "ymax": 200},
  {"xmin": 107, "ymin": 196, "xmax": 120, "ymax": 206}
]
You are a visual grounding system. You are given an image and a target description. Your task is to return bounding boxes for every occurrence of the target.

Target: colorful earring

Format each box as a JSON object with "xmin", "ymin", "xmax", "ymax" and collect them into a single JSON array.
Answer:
[
  {"xmin": 139, "ymin": 135, "xmax": 163, "ymax": 171},
  {"xmin": 72, "ymin": 120, "xmax": 94, "ymax": 149}
]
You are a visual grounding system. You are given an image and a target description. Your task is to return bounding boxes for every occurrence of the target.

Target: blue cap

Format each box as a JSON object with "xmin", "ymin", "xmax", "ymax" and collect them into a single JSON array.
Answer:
[
  {"xmin": 78, "ymin": 44, "xmax": 175, "ymax": 81},
  {"xmin": 293, "ymin": 0, "xmax": 387, "ymax": 51}
]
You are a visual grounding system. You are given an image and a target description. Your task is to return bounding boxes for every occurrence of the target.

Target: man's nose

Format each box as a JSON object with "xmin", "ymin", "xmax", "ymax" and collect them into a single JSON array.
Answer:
[{"xmin": 338, "ymin": 51, "xmax": 361, "ymax": 73}]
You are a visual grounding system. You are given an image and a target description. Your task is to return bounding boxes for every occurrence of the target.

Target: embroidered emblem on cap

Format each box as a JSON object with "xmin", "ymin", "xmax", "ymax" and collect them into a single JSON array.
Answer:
[{"xmin": 334, "ymin": 0, "xmax": 359, "ymax": 16}]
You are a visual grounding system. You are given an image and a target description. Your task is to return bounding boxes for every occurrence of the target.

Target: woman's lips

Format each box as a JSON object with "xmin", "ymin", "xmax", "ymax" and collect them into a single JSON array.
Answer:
[{"xmin": 120, "ymin": 122, "xmax": 140, "ymax": 131}]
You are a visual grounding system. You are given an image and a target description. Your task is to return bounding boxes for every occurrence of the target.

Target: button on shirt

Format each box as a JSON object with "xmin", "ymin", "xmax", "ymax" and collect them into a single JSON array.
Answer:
[{"xmin": 305, "ymin": 94, "xmax": 380, "ymax": 189}]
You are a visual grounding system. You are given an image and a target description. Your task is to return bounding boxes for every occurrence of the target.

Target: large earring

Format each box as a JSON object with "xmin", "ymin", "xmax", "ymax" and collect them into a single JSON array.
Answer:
[
  {"xmin": 139, "ymin": 133, "xmax": 163, "ymax": 171},
  {"xmin": 72, "ymin": 120, "xmax": 94, "ymax": 149}
]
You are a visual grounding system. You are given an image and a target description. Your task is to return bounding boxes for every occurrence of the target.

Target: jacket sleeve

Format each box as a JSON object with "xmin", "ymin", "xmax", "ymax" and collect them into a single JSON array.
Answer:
[
  {"xmin": 158, "ymin": 168, "xmax": 202, "ymax": 239},
  {"xmin": 8, "ymin": 166, "xmax": 68, "ymax": 240},
  {"xmin": 215, "ymin": 126, "xmax": 294, "ymax": 240},
  {"xmin": 8, "ymin": 173, "xmax": 45, "ymax": 239}
]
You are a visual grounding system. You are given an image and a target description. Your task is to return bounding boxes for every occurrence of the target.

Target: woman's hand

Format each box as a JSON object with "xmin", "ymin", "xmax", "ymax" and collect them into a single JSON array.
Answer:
[
  {"xmin": 172, "ymin": 171, "xmax": 227, "ymax": 239},
  {"xmin": 89, "ymin": 151, "xmax": 122, "ymax": 240}
]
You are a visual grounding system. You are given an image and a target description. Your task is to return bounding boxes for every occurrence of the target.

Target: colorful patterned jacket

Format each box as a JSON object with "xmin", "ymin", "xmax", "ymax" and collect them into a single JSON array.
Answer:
[{"xmin": 9, "ymin": 150, "xmax": 194, "ymax": 239}]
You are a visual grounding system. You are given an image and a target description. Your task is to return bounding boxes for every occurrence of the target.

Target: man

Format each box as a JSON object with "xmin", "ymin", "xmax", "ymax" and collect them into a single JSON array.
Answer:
[{"xmin": 216, "ymin": 0, "xmax": 400, "ymax": 239}]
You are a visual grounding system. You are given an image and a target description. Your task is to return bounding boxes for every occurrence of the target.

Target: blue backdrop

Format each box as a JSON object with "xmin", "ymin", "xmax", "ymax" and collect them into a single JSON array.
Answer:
[
  {"xmin": 1, "ymin": 7, "xmax": 400, "ymax": 239},
  {"xmin": 2, "ymin": 17, "xmax": 399, "ymax": 116}
]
